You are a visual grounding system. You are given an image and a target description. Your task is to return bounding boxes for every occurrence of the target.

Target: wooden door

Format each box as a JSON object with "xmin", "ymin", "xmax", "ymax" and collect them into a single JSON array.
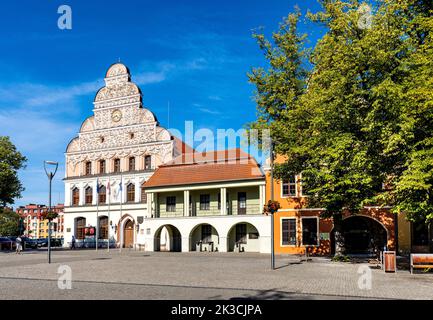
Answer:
[{"xmin": 124, "ymin": 220, "xmax": 134, "ymax": 248}]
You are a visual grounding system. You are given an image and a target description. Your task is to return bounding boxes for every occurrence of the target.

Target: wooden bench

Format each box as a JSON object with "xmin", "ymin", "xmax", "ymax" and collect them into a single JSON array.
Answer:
[{"xmin": 410, "ymin": 254, "xmax": 433, "ymax": 274}]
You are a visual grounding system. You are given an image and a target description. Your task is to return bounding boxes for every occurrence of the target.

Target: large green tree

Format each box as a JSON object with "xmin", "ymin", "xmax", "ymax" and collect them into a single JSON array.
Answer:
[
  {"xmin": 0, "ymin": 136, "xmax": 26, "ymax": 207},
  {"xmin": 249, "ymin": 0, "xmax": 433, "ymax": 255},
  {"xmin": 0, "ymin": 208, "xmax": 20, "ymax": 236}
]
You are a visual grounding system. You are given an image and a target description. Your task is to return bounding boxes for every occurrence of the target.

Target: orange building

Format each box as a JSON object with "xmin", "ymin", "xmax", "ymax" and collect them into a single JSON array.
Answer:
[{"xmin": 264, "ymin": 156, "xmax": 397, "ymax": 256}]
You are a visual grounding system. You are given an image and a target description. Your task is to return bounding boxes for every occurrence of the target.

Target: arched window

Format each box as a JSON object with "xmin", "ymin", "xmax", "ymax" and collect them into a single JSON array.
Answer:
[
  {"xmin": 85, "ymin": 161, "xmax": 92, "ymax": 176},
  {"xmin": 127, "ymin": 183, "xmax": 135, "ymax": 202},
  {"xmin": 85, "ymin": 186, "xmax": 93, "ymax": 205},
  {"xmin": 129, "ymin": 157, "xmax": 135, "ymax": 171},
  {"xmin": 98, "ymin": 185, "xmax": 106, "ymax": 204},
  {"xmin": 113, "ymin": 158, "xmax": 121, "ymax": 173},
  {"xmin": 72, "ymin": 188, "xmax": 79, "ymax": 206},
  {"xmin": 141, "ymin": 184, "xmax": 147, "ymax": 204}
]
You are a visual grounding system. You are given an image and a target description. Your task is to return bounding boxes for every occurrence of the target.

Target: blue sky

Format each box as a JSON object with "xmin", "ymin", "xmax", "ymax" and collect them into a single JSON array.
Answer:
[{"xmin": 0, "ymin": 0, "xmax": 325, "ymax": 207}]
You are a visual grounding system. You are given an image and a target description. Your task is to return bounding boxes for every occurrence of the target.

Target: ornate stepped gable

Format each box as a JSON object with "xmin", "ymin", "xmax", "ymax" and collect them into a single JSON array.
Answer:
[{"xmin": 66, "ymin": 63, "xmax": 175, "ymax": 169}]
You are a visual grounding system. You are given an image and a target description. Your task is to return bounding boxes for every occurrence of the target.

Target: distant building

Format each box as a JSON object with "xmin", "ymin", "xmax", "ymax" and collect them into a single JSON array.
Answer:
[{"xmin": 16, "ymin": 204, "xmax": 64, "ymax": 239}]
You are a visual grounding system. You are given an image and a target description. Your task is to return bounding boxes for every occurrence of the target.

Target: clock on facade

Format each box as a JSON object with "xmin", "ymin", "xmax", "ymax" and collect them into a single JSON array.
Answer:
[{"xmin": 111, "ymin": 109, "xmax": 122, "ymax": 122}]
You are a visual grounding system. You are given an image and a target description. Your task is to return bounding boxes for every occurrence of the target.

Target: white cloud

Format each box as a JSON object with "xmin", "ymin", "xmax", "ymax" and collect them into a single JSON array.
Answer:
[
  {"xmin": 198, "ymin": 107, "xmax": 221, "ymax": 115},
  {"xmin": 208, "ymin": 95, "xmax": 222, "ymax": 101},
  {"xmin": 2, "ymin": 56, "xmax": 219, "ymax": 207}
]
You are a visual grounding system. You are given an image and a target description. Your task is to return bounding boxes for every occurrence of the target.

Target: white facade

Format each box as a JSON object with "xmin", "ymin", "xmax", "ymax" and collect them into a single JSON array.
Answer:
[
  {"xmin": 63, "ymin": 63, "xmax": 270, "ymax": 253},
  {"xmin": 63, "ymin": 63, "xmax": 178, "ymax": 247}
]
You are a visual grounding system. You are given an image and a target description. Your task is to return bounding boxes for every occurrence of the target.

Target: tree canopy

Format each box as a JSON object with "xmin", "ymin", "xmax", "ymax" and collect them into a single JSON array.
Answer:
[
  {"xmin": 0, "ymin": 136, "xmax": 27, "ymax": 207},
  {"xmin": 248, "ymin": 0, "xmax": 433, "ymax": 228},
  {"xmin": 0, "ymin": 208, "xmax": 20, "ymax": 236}
]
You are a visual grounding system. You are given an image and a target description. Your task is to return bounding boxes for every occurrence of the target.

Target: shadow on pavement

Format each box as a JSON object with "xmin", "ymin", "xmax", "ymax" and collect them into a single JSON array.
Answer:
[{"xmin": 230, "ymin": 289, "xmax": 314, "ymax": 300}]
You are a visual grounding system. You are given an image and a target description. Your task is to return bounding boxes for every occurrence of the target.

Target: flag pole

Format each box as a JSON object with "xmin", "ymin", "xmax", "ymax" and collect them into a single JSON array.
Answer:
[
  {"xmin": 96, "ymin": 179, "xmax": 99, "ymax": 252},
  {"xmin": 107, "ymin": 178, "xmax": 111, "ymax": 253},
  {"xmin": 119, "ymin": 173, "xmax": 123, "ymax": 253}
]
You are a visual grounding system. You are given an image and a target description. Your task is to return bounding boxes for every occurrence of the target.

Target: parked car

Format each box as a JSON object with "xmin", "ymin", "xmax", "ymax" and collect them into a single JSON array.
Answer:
[
  {"xmin": 21, "ymin": 237, "xmax": 38, "ymax": 250},
  {"xmin": 0, "ymin": 237, "xmax": 13, "ymax": 250},
  {"xmin": 37, "ymin": 238, "xmax": 62, "ymax": 247},
  {"xmin": 37, "ymin": 238, "xmax": 48, "ymax": 247},
  {"xmin": 7, "ymin": 236, "xmax": 17, "ymax": 250}
]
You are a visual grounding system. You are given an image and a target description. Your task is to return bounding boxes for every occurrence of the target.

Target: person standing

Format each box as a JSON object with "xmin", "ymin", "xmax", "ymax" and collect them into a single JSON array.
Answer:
[
  {"xmin": 71, "ymin": 235, "xmax": 76, "ymax": 250},
  {"xmin": 15, "ymin": 235, "xmax": 23, "ymax": 254}
]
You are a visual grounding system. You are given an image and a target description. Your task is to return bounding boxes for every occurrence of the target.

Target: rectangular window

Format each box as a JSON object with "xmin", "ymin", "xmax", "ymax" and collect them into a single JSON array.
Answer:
[
  {"xmin": 113, "ymin": 159, "xmax": 121, "ymax": 173},
  {"xmin": 201, "ymin": 225, "xmax": 212, "ymax": 243},
  {"xmin": 98, "ymin": 187, "xmax": 106, "ymax": 204},
  {"xmin": 99, "ymin": 160, "xmax": 106, "ymax": 174},
  {"xmin": 302, "ymin": 218, "xmax": 318, "ymax": 246},
  {"xmin": 236, "ymin": 224, "xmax": 247, "ymax": 244},
  {"xmin": 166, "ymin": 196, "xmax": 176, "ymax": 212},
  {"xmin": 199, "ymin": 194, "xmax": 210, "ymax": 210},
  {"xmin": 282, "ymin": 219, "xmax": 297, "ymax": 246},
  {"xmin": 129, "ymin": 157, "xmax": 135, "ymax": 171},
  {"xmin": 127, "ymin": 184, "xmax": 135, "ymax": 202},
  {"xmin": 85, "ymin": 162, "xmax": 92, "ymax": 176},
  {"xmin": 144, "ymin": 155, "xmax": 152, "ymax": 170},
  {"xmin": 282, "ymin": 176, "xmax": 297, "ymax": 197},
  {"xmin": 249, "ymin": 232, "xmax": 259, "ymax": 239},
  {"xmin": 238, "ymin": 192, "xmax": 246, "ymax": 215}
]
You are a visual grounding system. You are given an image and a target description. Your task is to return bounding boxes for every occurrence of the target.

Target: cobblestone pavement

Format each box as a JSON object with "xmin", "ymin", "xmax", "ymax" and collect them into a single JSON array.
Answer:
[{"xmin": 0, "ymin": 249, "xmax": 432, "ymax": 300}]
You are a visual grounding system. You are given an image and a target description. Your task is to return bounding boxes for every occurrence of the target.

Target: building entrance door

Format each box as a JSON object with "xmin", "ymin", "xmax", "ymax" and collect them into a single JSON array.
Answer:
[{"xmin": 123, "ymin": 220, "xmax": 134, "ymax": 248}]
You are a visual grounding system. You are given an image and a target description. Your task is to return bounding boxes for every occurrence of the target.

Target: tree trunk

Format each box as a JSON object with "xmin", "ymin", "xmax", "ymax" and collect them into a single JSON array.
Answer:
[
  {"xmin": 333, "ymin": 213, "xmax": 345, "ymax": 256},
  {"xmin": 429, "ymin": 222, "xmax": 433, "ymax": 254}
]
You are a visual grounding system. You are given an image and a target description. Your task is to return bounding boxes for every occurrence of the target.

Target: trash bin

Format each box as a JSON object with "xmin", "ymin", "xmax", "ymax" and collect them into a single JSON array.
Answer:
[{"xmin": 383, "ymin": 251, "xmax": 397, "ymax": 273}]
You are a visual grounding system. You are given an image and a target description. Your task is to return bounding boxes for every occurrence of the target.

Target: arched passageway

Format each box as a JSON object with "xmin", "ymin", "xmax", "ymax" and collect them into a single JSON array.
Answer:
[
  {"xmin": 331, "ymin": 216, "xmax": 387, "ymax": 255},
  {"xmin": 189, "ymin": 224, "xmax": 219, "ymax": 252},
  {"xmin": 227, "ymin": 222, "xmax": 260, "ymax": 252},
  {"xmin": 154, "ymin": 225, "xmax": 182, "ymax": 252}
]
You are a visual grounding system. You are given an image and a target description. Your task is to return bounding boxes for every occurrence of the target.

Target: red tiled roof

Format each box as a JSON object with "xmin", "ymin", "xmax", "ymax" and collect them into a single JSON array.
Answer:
[{"xmin": 144, "ymin": 149, "xmax": 264, "ymax": 188}]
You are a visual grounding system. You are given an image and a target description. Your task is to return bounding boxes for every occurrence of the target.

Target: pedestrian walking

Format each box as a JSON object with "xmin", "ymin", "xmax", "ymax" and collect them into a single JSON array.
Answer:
[
  {"xmin": 71, "ymin": 235, "xmax": 76, "ymax": 250},
  {"xmin": 15, "ymin": 235, "xmax": 23, "ymax": 254}
]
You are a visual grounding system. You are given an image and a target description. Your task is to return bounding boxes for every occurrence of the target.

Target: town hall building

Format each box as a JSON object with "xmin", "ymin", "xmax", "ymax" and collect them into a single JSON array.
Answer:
[{"xmin": 63, "ymin": 63, "xmax": 271, "ymax": 253}]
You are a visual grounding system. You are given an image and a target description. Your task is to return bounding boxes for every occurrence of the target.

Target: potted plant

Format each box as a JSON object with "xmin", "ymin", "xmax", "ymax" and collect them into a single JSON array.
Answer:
[{"xmin": 263, "ymin": 200, "xmax": 281, "ymax": 215}]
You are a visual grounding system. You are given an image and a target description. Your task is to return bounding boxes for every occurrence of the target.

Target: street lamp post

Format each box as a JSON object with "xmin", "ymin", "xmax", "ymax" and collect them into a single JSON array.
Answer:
[
  {"xmin": 44, "ymin": 160, "xmax": 58, "ymax": 264},
  {"xmin": 270, "ymin": 140, "xmax": 275, "ymax": 270}
]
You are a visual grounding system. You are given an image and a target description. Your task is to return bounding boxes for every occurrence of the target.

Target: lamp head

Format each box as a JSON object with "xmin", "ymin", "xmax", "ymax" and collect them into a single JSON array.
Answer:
[{"xmin": 44, "ymin": 160, "xmax": 59, "ymax": 178}]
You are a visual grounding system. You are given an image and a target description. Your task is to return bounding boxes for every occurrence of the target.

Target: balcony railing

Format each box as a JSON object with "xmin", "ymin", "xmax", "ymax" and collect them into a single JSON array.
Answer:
[{"xmin": 154, "ymin": 203, "xmax": 262, "ymax": 218}]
